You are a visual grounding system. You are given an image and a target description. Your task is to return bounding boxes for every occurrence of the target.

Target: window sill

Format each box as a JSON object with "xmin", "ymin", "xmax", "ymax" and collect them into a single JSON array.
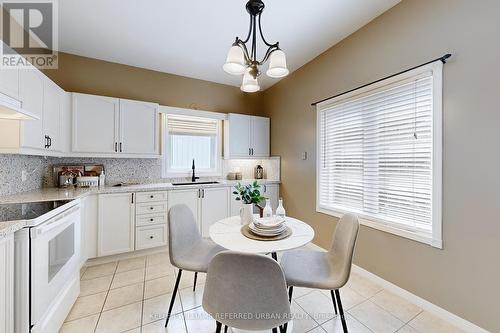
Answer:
[{"xmin": 317, "ymin": 207, "xmax": 443, "ymax": 249}]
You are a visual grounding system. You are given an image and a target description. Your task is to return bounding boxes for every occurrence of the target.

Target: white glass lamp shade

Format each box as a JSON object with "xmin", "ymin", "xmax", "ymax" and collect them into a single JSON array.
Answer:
[
  {"xmin": 266, "ymin": 49, "xmax": 289, "ymax": 78},
  {"xmin": 240, "ymin": 70, "xmax": 260, "ymax": 93},
  {"xmin": 223, "ymin": 46, "xmax": 246, "ymax": 75}
]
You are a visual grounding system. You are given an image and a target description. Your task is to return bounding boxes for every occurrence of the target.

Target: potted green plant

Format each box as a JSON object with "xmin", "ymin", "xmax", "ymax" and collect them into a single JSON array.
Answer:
[{"xmin": 233, "ymin": 181, "xmax": 265, "ymax": 225}]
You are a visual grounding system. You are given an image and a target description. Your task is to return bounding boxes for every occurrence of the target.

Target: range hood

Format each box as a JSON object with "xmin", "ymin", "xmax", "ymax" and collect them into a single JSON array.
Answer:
[{"xmin": 0, "ymin": 92, "xmax": 39, "ymax": 120}]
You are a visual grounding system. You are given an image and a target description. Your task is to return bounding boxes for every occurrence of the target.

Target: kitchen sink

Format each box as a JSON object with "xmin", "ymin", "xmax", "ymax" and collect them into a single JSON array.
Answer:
[{"xmin": 172, "ymin": 181, "xmax": 220, "ymax": 186}]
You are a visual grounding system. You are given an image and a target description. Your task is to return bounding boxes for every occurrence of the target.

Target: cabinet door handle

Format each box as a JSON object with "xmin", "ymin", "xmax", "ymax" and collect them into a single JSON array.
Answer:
[
  {"xmin": 202, "ymin": 189, "xmax": 205, "ymax": 198},
  {"xmin": 150, "ymin": 195, "xmax": 154, "ymax": 199},
  {"xmin": 119, "ymin": 142, "xmax": 122, "ymax": 152},
  {"xmin": 249, "ymin": 148, "xmax": 251, "ymax": 156},
  {"xmin": 115, "ymin": 142, "xmax": 118, "ymax": 152},
  {"xmin": 48, "ymin": 136, "xmax": 52, "ymax": 148},
  {"xmin": 149, "ymin": 235, "xmax": 154, "ymax": 239},
  {"xmin": 44, "ymin": 135, "xmax": 48, "ymax": 148},
  {"xmin": 131, "ymin": 193, "xmax": 134, "ymax": 203},
  {"xmin": 198, "ymin": 189, "xmax": 201, "ymax": 198},
  {"xmin": 150, "ymin": 218, "xmax": 154, "ymax": 222},
  {"xmin": 264, "ymin": 185, "xmax": 267, "ymax": 192}
]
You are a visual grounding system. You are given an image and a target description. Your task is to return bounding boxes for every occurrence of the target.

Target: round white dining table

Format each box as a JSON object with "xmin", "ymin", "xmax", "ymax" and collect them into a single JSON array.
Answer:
[
  {"xmin": 209, "ymin": 215, "xmax": 314, "ymax": 333},
  {"xmin": 209, "ymin": 215, "xmax": 315, "ymax": 254}
]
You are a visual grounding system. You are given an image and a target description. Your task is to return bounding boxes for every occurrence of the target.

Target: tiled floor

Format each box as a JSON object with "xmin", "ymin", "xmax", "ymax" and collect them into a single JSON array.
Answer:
[{"xmin": 61, "ymin": 250, "xmax": 464, "ymax": 333}]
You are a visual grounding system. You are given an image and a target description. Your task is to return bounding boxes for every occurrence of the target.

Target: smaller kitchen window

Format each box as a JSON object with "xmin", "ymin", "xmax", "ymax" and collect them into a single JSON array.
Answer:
[{"xmin": 163, "ymin": 114, "xmax": 222, "ymax": 177}]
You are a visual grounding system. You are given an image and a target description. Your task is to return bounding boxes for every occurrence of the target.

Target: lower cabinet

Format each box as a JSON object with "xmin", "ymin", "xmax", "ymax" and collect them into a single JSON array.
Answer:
[
  {"xmin": 81, "ymin": 194, "xmax": 98, "ymax": 263},
  {"xmin": 201, "ymin": 188, "xmax": 229, "ymax": 237},
  {"xmin": 0, "ymin": 234, "xmax": 14, "ymax": 333},
  {"xmin": 168, "ymin": 189, "xmax": 201, "ymax": 229},
  {"xmin": 98, "ymin": 193, "xmax": 135, "ymax": 257},
  {"xmin": 168, "ymin": 187, "xmax": 230, "ymax": 237},
  {"xmin": 135, "ymin": 191, "xmax": 168, "ymax": 250}
]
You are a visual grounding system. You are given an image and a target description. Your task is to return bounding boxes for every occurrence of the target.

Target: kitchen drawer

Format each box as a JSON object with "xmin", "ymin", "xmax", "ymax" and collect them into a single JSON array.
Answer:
[
  {"xmin": 136, "ymin": 213, "xmax": 167, "ymax": 227},
  {"xmin": 136, "ymin": 201, "xmax": 168, "ymax": 215},
  {"xmin": 136, "ymin": 225, "xmax": 167, "ymax": 250},
  {"xmin": 136, "ymin": 191, "xmax": 168, "ymax": 203}
]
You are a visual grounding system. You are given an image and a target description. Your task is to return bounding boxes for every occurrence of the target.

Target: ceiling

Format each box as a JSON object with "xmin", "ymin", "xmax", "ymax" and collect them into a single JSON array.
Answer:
[{"xmin": 58, "ymin": 0, "xmax": 401, "ymax": 90}]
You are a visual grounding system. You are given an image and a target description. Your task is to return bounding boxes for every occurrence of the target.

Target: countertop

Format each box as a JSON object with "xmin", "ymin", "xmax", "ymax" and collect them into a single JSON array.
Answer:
[{"xmin": 0, "ymin": 179, "xmax": 279, "ymax": 238}]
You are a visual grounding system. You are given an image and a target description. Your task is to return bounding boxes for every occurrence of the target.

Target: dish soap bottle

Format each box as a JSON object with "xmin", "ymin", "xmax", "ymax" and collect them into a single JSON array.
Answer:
[
  {"xmin": 276, "ymin": 198, "xmax": 286, "ymax": 218},
  {"xmin": 99, "ymin": 170, "xmax": 106, "ymax": 188},
  {"xmin": 263, "ymin": 199, "xmax": 273, "ymax": 217}
]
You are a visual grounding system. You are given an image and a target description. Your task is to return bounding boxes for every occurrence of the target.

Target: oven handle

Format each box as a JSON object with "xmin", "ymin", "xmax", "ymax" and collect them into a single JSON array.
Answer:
[{"xmin": 31, "ymin": 205, "xmax": 80, "ymax": 238}]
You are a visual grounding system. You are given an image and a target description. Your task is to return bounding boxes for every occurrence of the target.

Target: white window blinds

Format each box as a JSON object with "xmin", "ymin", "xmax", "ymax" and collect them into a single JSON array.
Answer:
[
  {"xmin": 317, "ymin": 63, "xmax": 442, "ymax": 245},
  {"xmin": 167, "ymin": 114, "xmax": 218, "ymax": 136}
]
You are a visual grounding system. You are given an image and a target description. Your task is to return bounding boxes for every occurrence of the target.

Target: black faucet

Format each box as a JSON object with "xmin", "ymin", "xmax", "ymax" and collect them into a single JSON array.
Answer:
[{"xmin": 191, "ymin": 159, "xmax": 199, "ymax": 182}]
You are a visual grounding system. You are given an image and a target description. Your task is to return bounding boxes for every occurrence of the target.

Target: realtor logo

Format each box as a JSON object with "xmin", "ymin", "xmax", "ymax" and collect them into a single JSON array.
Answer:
[{"xmin": 1, "ymin": 0, "xmax": 58, "ymax": 68}]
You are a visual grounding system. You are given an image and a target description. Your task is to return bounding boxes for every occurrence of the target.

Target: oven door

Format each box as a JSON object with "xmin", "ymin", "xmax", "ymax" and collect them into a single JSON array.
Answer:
[{"xmin": 30, "ymin": 205, "xmax": 81, "ymax": 326}]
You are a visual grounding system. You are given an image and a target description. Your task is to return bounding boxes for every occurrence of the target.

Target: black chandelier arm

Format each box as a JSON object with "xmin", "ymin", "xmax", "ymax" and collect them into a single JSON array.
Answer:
[
  {"xmin": 258, "ymin": 44, "xmax": 280, "ymax": 65},
  {"xmin": 241, "ymin": 12, "xmax": 253, "ymax": 44},
  {"xmin": 257, "ymin": 13, "xmax": 276, "ymax": 47}
]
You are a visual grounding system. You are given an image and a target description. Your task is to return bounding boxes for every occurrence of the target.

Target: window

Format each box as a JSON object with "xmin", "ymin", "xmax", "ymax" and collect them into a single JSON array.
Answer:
[
  {"xmin": 164, "ymin": 114, "xmax": 221, "ymax": 176},
  {"xmin": 317, "ymin": 62, "xmax": 442, "ymax": 248}
]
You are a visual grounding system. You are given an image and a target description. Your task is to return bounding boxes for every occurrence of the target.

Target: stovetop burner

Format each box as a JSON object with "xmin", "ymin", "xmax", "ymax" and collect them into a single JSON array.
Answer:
[{"xmin": 0, "ymin": 200, "xmax": 74, "ymax": 223}]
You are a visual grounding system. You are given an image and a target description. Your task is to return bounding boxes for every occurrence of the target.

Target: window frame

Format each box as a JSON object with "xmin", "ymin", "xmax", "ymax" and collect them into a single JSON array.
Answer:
[
  {"xmin": 161, "ymin": 112, "xmax": 223, "ymax": 178},
  {"xmin": 315, "ymin": 61, "xmax": 443, "ymax": 248}
]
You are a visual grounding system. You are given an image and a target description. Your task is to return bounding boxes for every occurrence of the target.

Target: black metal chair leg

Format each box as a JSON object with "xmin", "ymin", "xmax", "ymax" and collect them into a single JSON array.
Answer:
[
  {"xmin": 193, "ymin": 272, "xmax": 198, "ymax": 292},
  {"xmin": 330, "ymin": 290, "xmax": 338, "ymax": 315},
  {"xmin": 164, "ymin": 269, "xmax": 182, "ymax": 327},
  {"xmin": 281, "ymin": 286, "xmax": 293, "ymax": 333},
  {"xmin": 271, "ymin": 252, "xmax": 278, "ymax": 261},
  {"xmin": 215, "ymin": 321, "xmax": 222, "ymax": 333},
  {"xmin": 334, "ymin": 289, "xmax": 348, "ymax": 333},
  {"xmin": 272, "ymin": 328, "xmax": 278, "ymax": 333},
  {"xmin": 224, "ymin": 325, "xmax": 228, "ymax": 333}
]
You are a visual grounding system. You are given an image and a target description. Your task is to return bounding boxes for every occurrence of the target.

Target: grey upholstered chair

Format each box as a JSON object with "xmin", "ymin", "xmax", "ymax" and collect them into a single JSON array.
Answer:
[
  {"xmin": 280, "ymin": 213, "xmax": 360, "ymax": 333},
  {"xmin": 164, "ymin": 204, "xmax": 226, "ymax": 327},
  {"xmin": 203, "ymin": 251, "xmax": 291, "ymax": 333}
]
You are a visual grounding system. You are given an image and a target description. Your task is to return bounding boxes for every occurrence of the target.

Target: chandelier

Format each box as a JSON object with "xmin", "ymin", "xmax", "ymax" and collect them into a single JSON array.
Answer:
[{"xmin": 223, "ymin": 0, "xmax": 289, "ymax": 93}]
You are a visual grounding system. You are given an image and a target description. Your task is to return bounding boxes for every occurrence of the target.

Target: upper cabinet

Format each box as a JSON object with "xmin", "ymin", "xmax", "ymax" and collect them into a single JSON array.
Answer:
[
  {"xmin": 0, "ymin": 63, "xmax": 66, "ymax": 155},
  {"xmin": 72, "ymin": 93, "xmax": 119, "ymax": 154},
  {"xmin": 72, "ymin": 93, "xmax": 159, "ymax": 158},
  {"xmin": 119, "ymin": 99, "xmax": 159, "ymax": 155},
  {"xmin": 224, "ymin": 113, "xmax": 270, "ymax": 158},
  {"xmin": 0, "ymin": 67, "xmax": 19, "ymax": 100}
]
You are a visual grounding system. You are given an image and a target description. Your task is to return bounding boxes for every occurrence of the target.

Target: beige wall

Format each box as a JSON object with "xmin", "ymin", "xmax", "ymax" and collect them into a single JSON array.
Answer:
[
  {"xmin": 262, "ymin": 0, "xmax": 499, "ymax": 331},
  {"xmin": 42, "ymin": 52, "xmax": 262, "ymax": 116}
]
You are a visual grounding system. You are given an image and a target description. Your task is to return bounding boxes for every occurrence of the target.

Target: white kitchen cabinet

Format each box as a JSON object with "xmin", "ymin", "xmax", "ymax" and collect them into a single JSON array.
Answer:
[
  {"xmin": 98, "ymin": 193, "xmax": 135, "ymax": 257},
  {"xmin": 0, "ymin": 234, "xmax": 14, "ymax": 333},
  {"xmin": 119, "ymin": 99, "xmax": 159, "ymax": 154},
  {"xmin": 0, "ymin": 67, "xmax": 19, "ymax": 99},
  {"xmin": 0, "ymin": 63, "xmax": 66, "ymax": 155},
  {"xmin": 72, "ymin": 93, "xmax": 120, "ymax": 154},
  {"xmin": 225, "ymin": 113, "xmax": 251, "ymax": 157},
  {"xmin": 19, "ymin": 68, "xmax": 44, "ymax": 149},
  {"xmin": 230, "ymin": 189, "xmax": 243, "ymax": 217},
  {"xmin": 168, "ymin": 189, "xmax": 200, "ymax": 229},
  {"xmin": 251, "ymin": 116, "xmax": 270, "ymax": 157},
  {"xmin": 200, "ymin": 187, "xmax": 229, "ymax": 237},
  {"xmin": 81, "ymin": 194, "xmax": 98, "ymax": 262},
  {"xmin": 72, "ymin": 93, "xmax": 159, "ymax": 157},
  {"xmin": 168, "ymin": 187, "xmax": 230, "ymax": 236},
  {"xmin": 42, "ymin": 79, "xmax": 62, "ymax": 151},
  {"xmin": 224, "ymin": 113, "xmax": 270, "ymax": 158}
]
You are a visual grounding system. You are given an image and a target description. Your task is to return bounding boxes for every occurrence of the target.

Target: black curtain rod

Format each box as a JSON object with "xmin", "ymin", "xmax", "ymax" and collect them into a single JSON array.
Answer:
[{"xmin": 311, "ymin": 53, "xmax": 452, "ymax": 106}]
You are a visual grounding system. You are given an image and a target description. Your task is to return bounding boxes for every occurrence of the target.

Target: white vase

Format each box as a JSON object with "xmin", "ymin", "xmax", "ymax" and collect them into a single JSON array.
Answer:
[
  {"xmin": 276, "ymin": 198, "xmax": 286, "ymax": 218},
  {"xmin": 263, "ymin": 199, "xmax": 273, "ymax": 217},
  {"xmin": 239, "ymin": 203, "xmax": 254, "ymax": 225}
]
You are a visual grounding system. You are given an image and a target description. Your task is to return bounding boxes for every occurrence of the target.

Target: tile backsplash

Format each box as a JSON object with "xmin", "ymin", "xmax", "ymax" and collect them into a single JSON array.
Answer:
[{"xmin": 0, "ymin": 154, "xmax": 281, "ymax": 197}]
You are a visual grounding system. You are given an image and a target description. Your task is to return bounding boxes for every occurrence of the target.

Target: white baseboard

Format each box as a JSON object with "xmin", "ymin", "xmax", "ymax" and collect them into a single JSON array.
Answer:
[
  {"xmin": 351, "ymin": 265, "xmax": 489, "ymax": 333},
  {"xmin": 305, "ymin": 242, "xmax": 489, "ymax": 333},
  {"xmin": 84, "ymin": 246, "xmax": 168, "ymax": 267}
]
